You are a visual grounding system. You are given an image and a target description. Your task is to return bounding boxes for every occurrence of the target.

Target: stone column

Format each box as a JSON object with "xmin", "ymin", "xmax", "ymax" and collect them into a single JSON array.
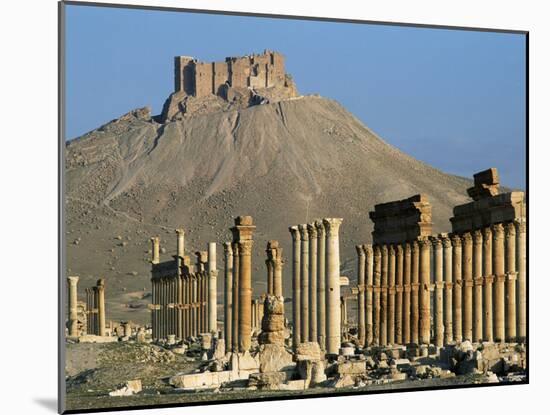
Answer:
[
  {"xmin": 97, "ymin": 279, "xmax": 106, "ymax": 337},
  {"xmin": 183, "ymin": 274, "xmax": 189, "ymax": 339},
  {"xmin": 482, "ymin": 227, "xmax": 493, "ymax": 342},
  {"xmin": 265, "ymin": 247, "xmax": 274, "ymax": 295},
  {"xmin": 364, "ymin": 244, "xmax": 374, "ymax": 346},
  {"xmin": 341, "ymin": 296, "xmax": 347, "ymax": 329},
  {"xmin": 432, "ymin": 237, "xmax": 444, "ymax": 347},
  {"xmin": 299, "ymin": 224, "xmax": 310, "ymax": 342},
  {"xmin": 492, "ymin": 223, "xmax": 505, "ymax": 342},
  {"xmin": 442, "ymin": 234, "xmax": 453, "ymax": 345},
  {"xmin": 324, "ymin": 218, "xmax": 343, "ymax": 355},
  {"xmin": 308, "ymin": 223, "xmax": 318, "ymax": 343},
  {"xmin": 251, "ymin": 299, "xmax": 257, "ymax": 331},
  {"xmin": 388, "ymin": 245, "xmax": 396, "ymax": 345},
  {"xmin": 462, "ymin": 232, "xmax": 473, "ymax": 341},
  {"xmin": 472, "ymin": 230, "xmax": 483, "ymax": 342},
  {"xmin": 231, "ymin": 243, "xmax": 240, "ymax": 352},
  {"xmin": 315, "ymin": 221, "xmax": 326, "ymax": 349},
  {"xmin": 289, "ymin": 226, "xmax": 301, "ymax": 349},
  {"xmin": 452, "ymin": 234, "xmax": 463, "ymax": 343},
  {"xmin": 356, "ymin": 245, "xmax": 366, "ymax": 346},
  {"xmin": 208, "ymin": 242, "xmax": 218, "ymax": 333},
  {"xmin": 515, "ymin": 220, "xmax": 526, "ymax": 342},
  {"xmin": 419, "ymin": 238, "xmax": 431, "ymax": 345},
  {"xmin": 67, "ymin": 276, "xmax": 79, "ymax": 337},
  {"xmin": 505, "ymin": 222, "xmax": 517, "ymax": 341},
  {"xmin": 233, "ymin": 216, "xmax": 256, "ymax": 353},
  {"xmin": 373, "ymin": 245, "xmax": 382, "ymax": 345},
  {"xmin": 395, "ymin": 244, "xmax": 404, "ymax": 345},
  {"xmin": 380, "ymin": 245, "xmax": 388, "ymax": 346},
  {"xmin": 273, "ymin": 245, "xmax": 284, "ymax": 298},
  {"xmin": 151, "ymin": 282, "xmax": 157, "ymax": 340},
  {"xmin": 176, "ymin": 228, "xmax": 185, "ymax": 258},
  {"xmin": 410, "ymin": 240, "xmax": 419, "ymax": 344},
  {"xmin": 223, "ymin": 242, "xmax": 233, "ymax": 349},
  {"xmin": 151, "ymin": 236, "xmax": 160, "ymax": 264},
  {"xmin": 402, "ymin": 243, "xmax": 411, "ymax": 344}
]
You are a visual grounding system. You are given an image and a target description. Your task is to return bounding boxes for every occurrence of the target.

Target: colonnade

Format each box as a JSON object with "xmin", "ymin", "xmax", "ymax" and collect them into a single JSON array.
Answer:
[{"xmin": 85, "ymin": 278, "xmax": 106, "ymax": 336}]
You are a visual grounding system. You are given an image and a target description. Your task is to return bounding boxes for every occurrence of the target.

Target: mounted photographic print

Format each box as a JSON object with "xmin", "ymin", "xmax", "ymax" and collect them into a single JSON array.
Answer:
[{"xmin": 59, "ymin": 1, "xmax": 528, "ymax": 413}]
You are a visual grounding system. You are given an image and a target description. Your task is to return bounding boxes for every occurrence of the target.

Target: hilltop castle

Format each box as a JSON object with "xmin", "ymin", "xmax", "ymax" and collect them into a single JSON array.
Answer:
[{"xmin": 161, "ymin": 50, "xmax": 298, "ymax": 121}]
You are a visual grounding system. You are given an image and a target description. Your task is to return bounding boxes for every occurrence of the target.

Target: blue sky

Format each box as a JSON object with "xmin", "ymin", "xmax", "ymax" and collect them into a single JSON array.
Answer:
[{"xmin": 65, "ymin": 4, "xmax": 526, "ymax": 188}]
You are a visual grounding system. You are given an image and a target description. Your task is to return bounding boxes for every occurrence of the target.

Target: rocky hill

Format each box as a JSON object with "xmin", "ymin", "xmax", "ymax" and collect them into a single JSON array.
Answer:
[{"xmin": 65, "ymin": 95, "xmax": 471, "ymax": 324}]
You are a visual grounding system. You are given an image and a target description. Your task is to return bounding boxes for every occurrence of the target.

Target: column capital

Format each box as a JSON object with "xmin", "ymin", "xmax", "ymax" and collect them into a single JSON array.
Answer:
[
  {"xmin": 289, "ymin": 225, "xmax": 300, "ymax": 240},
  {"xmin": 491, "ymin": 223, "xmax": 505, "ymax": 238},
  {"xmin": 362, "ymin": 244, "xmax": 373, "ymax": 255},
  {"xmin": 411, "ymin": 240, "xmax": 419, "ymax": 252},
  {"xmin": 322, "ymin": 217, "xmax": 343, "ymax": 236},
  {"xmin": 418, "ymin": 237, "xmax": 431, "ymax": 249},
  {"xmin": 430, "ymin": 236, "xmax": 442, "ymax": 249},
  {"xmin": 150, "ymin": 236, "xmax": 160, "ymax": 243},
  {"xmin": 356, "ymin": 245, "xmax": 365, "ymax": 256},
  {"xmin": 175, "ymin": 228, "xmax": 185, "ymax": 236},
  {"xmin": 315, "ymin": 219, "xmax": 325, "ymax": 234},
  {"xmin": 68, "ymin": 275, "xmax": 79, "ymax": 284},
  {"xmin": 381, "ymin": 244, "xmax": 388, "ymax": 255},
  {"xmin": 298, "ymin": 224, "xmax": 309, "ymax": 240},
  {"xmin": 395, "ymin": 244, "xmax": 403, "ymax": 254},
  {"xmin": 223, "ymin": 242, "xmax": 233, "ymax": 255},
  {"xmin": 96, "ymin": 278, "xmax": 105, "ymax": 287},
  {"xmin": 440, "ymin": 233, "xmax": 452, "ymax": 248},
  {"xmin": 373, "ymin": 244, "xmax": 381, "ymax": 256},
  {"xmin": 473, "ymin": 229, "xmax": 483, "ymax": 244},
  {"xmin": 514, "ymin": 219, "xmax": 526, "ymax": 233},
  {"xmin": 404, "ymin": 242, "xmax": 412, "ymax": 254},
  {"xmin": 482, "ymin": 226, "xmax": 492, "ymax": 239},
  {"xmin": 451, "ymin": 234, "xmax": 462, "ymax": 247},
  {"xmin": 307, "ymin": 223, "xmax": 318, "ymax": 238},
  {"xmin": 505, "ymin": 222, "xmax": 516, "ymax": 237},
  {"xmin": 462, "ymin": 231, "xmax": 473, "ymax": 245},
  {"xmin": 388, "ymin": 244, "xmax": 396, "ymax": 256},
  {"xmin": 239, "ymin": 240, "xmax": 254, "ymax": 256}
]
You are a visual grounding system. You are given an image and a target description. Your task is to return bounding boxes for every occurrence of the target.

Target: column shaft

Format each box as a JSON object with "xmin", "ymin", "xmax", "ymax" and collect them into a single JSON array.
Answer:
[
  {"xmin": 299, "ymin": 224, "xmax": 310, "ymax": 342},
  {"xmin": 402, "ymin": 243, "xmax": 411, "ymax": 344},
  {"xmin": 224, "ymin": 243, "xmax": 233, "ymax": 348},
  {"xmin": 388, "ymin": 245, "xmax": 396, "ymax": 345},
  {"xmin": 462, "ymin": 232, "xmax": 473, "ymax": 341},
  {"xmin": 365, "ymin": 245, "xmax": 374, "ymax": 346},
  {"xmin": 68, "ymin": 276, "xmax": 79, "ymax": 337},
  {"xmin": 419, "ymin": 238, "xmax": 431, "ymax": 345},
  {"xmin": 410, "ymin": 241, "xmax": 419, "ymax": 344},
  {"xmin": 232, "ymin": 243, "xmax": 240, "ymax": 352},
  {"xmin": 493, "ymin": 224, "xmax": 505, "ymax": 342},
  {"xmin": 395, "ymin": 245, "xmax": 404, "ymax": 345},
  {"xmin": 516, "ymin": 220, "xmax": 526, "ymax": 341},
  {"xmin": 432, "ymin": 237, "xmax": 444, "ymax": 347},
  {"xmin": 356, "ymin": 245, "xmax": 366, "ymax": 347},
  {"xmin": 308, "ymin": 224, "xmax": 318, "ymax": 343},
  {"xmin": 505, "ymin": 222, "xmax": 517, "ymax": 341},
  {"xmin": 452, "ymin": 235, "xmax": 463, "ymax": 342},
  {"xmin": 324, "ymin": 218, "xmax": 343, "ymax": 355},
  {"xmin": 373, "ymin": 246, "xmax": 382, "ymax": 345},
  {"xmin": 290, "ymin": 226, "xmax": 301, "ymax": 349},
  {"xmin": 483, "ymin": 227, "xmax": 493, "ymax": 341},
  {"xmin": 316, "ymin": 221, "xmax": 326, "ymax": 350},
  {"xmin": 473, "ymin": 230, "xmax": 483, "ymax": 342}
]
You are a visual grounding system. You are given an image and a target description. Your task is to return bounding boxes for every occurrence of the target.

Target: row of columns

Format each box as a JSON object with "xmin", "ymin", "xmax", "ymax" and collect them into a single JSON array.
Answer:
[
  {"xmin": 289, "ymin": 218, "xmax": 343, "ymax": 355},
  {"xmin": 150, "ymin": 231, "xmax": 218, "ymax": 341},
  {"xmin": 355, "ymin": 220, "xmax": 526, "ymax": 347},
  {"xmin": 67, "ymin": 276, "xmax": 106, "ymax": 338}
]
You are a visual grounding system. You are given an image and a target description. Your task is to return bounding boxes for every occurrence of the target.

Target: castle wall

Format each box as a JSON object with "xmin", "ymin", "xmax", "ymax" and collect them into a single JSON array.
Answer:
[
  {"xmin": 213, "ymin": 61, "xmax": 229, "ymax": 95},
  {"xmin": 195, "ymin": 62, "xmax": 214, "ymax": 98}
]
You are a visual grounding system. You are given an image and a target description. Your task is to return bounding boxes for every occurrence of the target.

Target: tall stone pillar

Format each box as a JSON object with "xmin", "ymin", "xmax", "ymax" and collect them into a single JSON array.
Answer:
[
  {"xmin": 442, "ymin": 234, "xmax": 453, "ymax": 345},
  {"xmin": 505, "ymin": 222, "xmax": 517, "ymax": 341},
  {"xmin": 183, "ymin": 274, "xmax": 189, "ymax": 339},
  {"xmin": 410, "ymin": 240, "xmax": 419, "ymax": 344},
  {"xmin": 419, "ymin": 238, "xmax": 431, "ymax": 345},
  {"xmin": 402, "ymin": 243, "xmax": 411, "ymax": 344},
  {"xmin": 492, "ymin": 223, "xmax": 505, "ymax": 342},
  {"xmin": 223, "ymin": 242, "xmax": 233, "ymax": 348},
  {"xmin": 451, "ymin": 234, "xmax": 463, "ymax": 342},
  {"xmin": 462, "ymin": 232, "xmax": 473, "ymax": 341},
  {"xmin": 232, "ymin": 216, "xmax": 256, "ymax": 353},
  {"xmin": 315, "ymin": 221, "xmax": 326, "ymax": 349},
  {"xmin": 273, "ymin": 244, "xmax": 284, "ymax": 298},
  {"xmin": 67, "ymin": 276, "xmax": 79, "ymax": 337},
  {"xmin": 472, "ymin": 230, "xmax": 483, "ymax": 342},
  {"xmin": 356, "ymin": 245, "xmax": 366, "ymax": 346},
  {"xmin": 289, "ymin": 226, "xmax": 301, "ymax": 349},
  {"xmin": 364, "ymin": 244, "xmax": 374, "ymax": 346},
  {"xmin": 97, "ymin": 279, "xmax": 106, "ymax": 337},
  {"xmin": 176, "ymin": 229, "xmax": 185, "ymax": 258},
  {"xmin": 151, "ymin": 236, "xmax": 160, "ymax": 264},
  {"xmin": 432, "ymin": 237, "xmax": 444, "ymax": 347},
  {"xmin": 388, "ymin": 245, "xmax": 396, "ymax": 345},
  {"xmin": 341, "ymin": 296, "xmax": 347, "ymax": 329},
  {"xmin": 380, "ymin": 245, "xmax": 388, "ymax": 346},
  {"xmin": 265, "ymin": 248, "xmax": 274, "ymax": 296},
  {"xmin": 482, "ymin": 227, "xmax": 493, "ymax": 342},
  {"xmin": 395, "ymin": 244, "xmax": 404, "ymax": 345},
  {"xmin": 298, "ymin": 224, "xmax": 310, "ymax": 342},
  {"xmin": 515, "ymin": 220, "xmax": 526, "ymax": 342},
  {"xmin": 324, "ymin": 218, "xmax": 343, "ymax": 356},
  {"xmin": 231, "ymin": 243, "xmax": 240, "ymax": 352},
  {"xmin": 373, "ymin": 245, "xmax": 382, "ymax": 345},
  {"xmin": 208, "ymin": 242, "xmax": 218, "ymax": 333},
  {"xmin": 308, "ymin": 223, "xmax": 318, "ymax": 343},
  {"xmin": 151, "ymin": 282, "xmax": 156, "ymax": 340}
]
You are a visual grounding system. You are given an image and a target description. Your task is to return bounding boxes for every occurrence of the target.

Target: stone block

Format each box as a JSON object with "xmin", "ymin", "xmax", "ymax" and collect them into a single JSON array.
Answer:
[
  {"xmin": 78, "ymin": 335, "xmax": 118, "ymax": 344},
  {"xmin": 337, "ymin": 361, "xmax": 367, "ymax": 375},
  {"xmin": 295, "ymin": 342, "xmax": 321, "ymax": 361},
  {"xmin": 261, "ymin": 314, "xmax": 285, "ymax": 332},
  {"xmin": 248, "ymin": 372, "xmax": 289, "ymax": 390},
  {"xmin": 280, "ymin": 379, "xmax": 307, "ymax": 391},
  {"xmin": 258, "ymin": 344, "xmax": 294, "ymax": 373},
  {"xmin": 109, "ymin": 379, "xmax": 142, "ymax": 396},
  {"xmin": 258, "ymin": 330, "xmax": 285, "ymax": 345},
  {"xmin": 339, "ymin": 346, "xmax": 355, "ymax": 357}
]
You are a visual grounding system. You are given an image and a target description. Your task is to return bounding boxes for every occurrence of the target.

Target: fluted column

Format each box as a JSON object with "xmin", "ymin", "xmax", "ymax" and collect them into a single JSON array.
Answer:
[
  {"xmin": 442, "ymin": 234, "xmax": 453, "ymax": 345},
  {"xmin": 68, "ymin": 276, "xmax": 79, "ymax": 337},
  {"xmin": 452, "ymin": 234, "xmax": 463, "ymax": 342},
  {"xmin": 395, "ymin": 244, "xmax": 404, "ymax": 345},
  {"xmin": 516, "ymin": 220, "xmax": 526, "ymax": 342},
  {"xmin": 388, "ymin": 245, "xmax": 396, "ymax": 345},
  {"xmin": 472, "ymin": 230, "xmax": 483, "ymax": 342},
  {"xmin": 493, "ymin": 223, "xmax": 505, "ymax": 342},
  {"xmin": 373, "ymin": 245, "xmax": 382, "ymax": 345},
  {"xmin": 223, "ymin": 243, "xmax": 233, "ymax": 347},
  {"xmin": 462, "ymin": 232, "xmax": 473, "ymax": 341},
  {"xmin": 231, "ymin": 243, "xmax": 240, "ymax": 351},
  {"xmin": 299, "ymin": 224, "xmax": 310, "ymax": 342},
  {"xmin": 402, "ymin": 243, "xmax": 411, "ymax": 344},
  {"xmin": 419, "ymin": 238, "xmax": 431, "ymax": 345},
  {"xmin": 289, "ymin": 226, "xmax": 301, "ymax": 349},
  {"xmin": 432, "ymin": 237, "xmax": 444, "ymax": 347},
  {"xmin": 208, "ymin": 242, "xmax": 218, "ymax": 333},
  {"xmin": 410, "ymin": 240, "xmax": 419, "ymax": 344},
  {"xmin": 324, "ymin": 218, "xmax": 343, "ymax": 355},
  {"xmin": 308, "ymin": 224, "xmax": 318, "ymax": 343},
  {"xmin": 238, "ymin": 236, "xmax": 254, "ymax": 352},
  {"xmin": 505, "ymin": 222, "xmax": 517, "ymax": 341},
  {"xmin": 314, "ymin": 221, "xmax": 326, "ymax": 349},
  {"xmin": 97, "ymin": 279, "xmax": 106, "ymax": 337},
  {"xmin": 151, "ymin": 236, "xmax": 160, "ymax": 264},
  {"xmin": 364, "ymin": 244, "xmax": 374, "ymax": 346},
  {"xmin": 482, "ymin": 227, "xmax": 493, "ymax": 342},
  {"xmin": 380, "ymin": 245, "xmax": 388, "ymax": 346},
  {"xmin": 356, "ymin": 245, "xmax": 366, "ymax": 346},
  {"xmin": 273, "ymin": 246, "xmax": 284, "ymax": 298}
]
